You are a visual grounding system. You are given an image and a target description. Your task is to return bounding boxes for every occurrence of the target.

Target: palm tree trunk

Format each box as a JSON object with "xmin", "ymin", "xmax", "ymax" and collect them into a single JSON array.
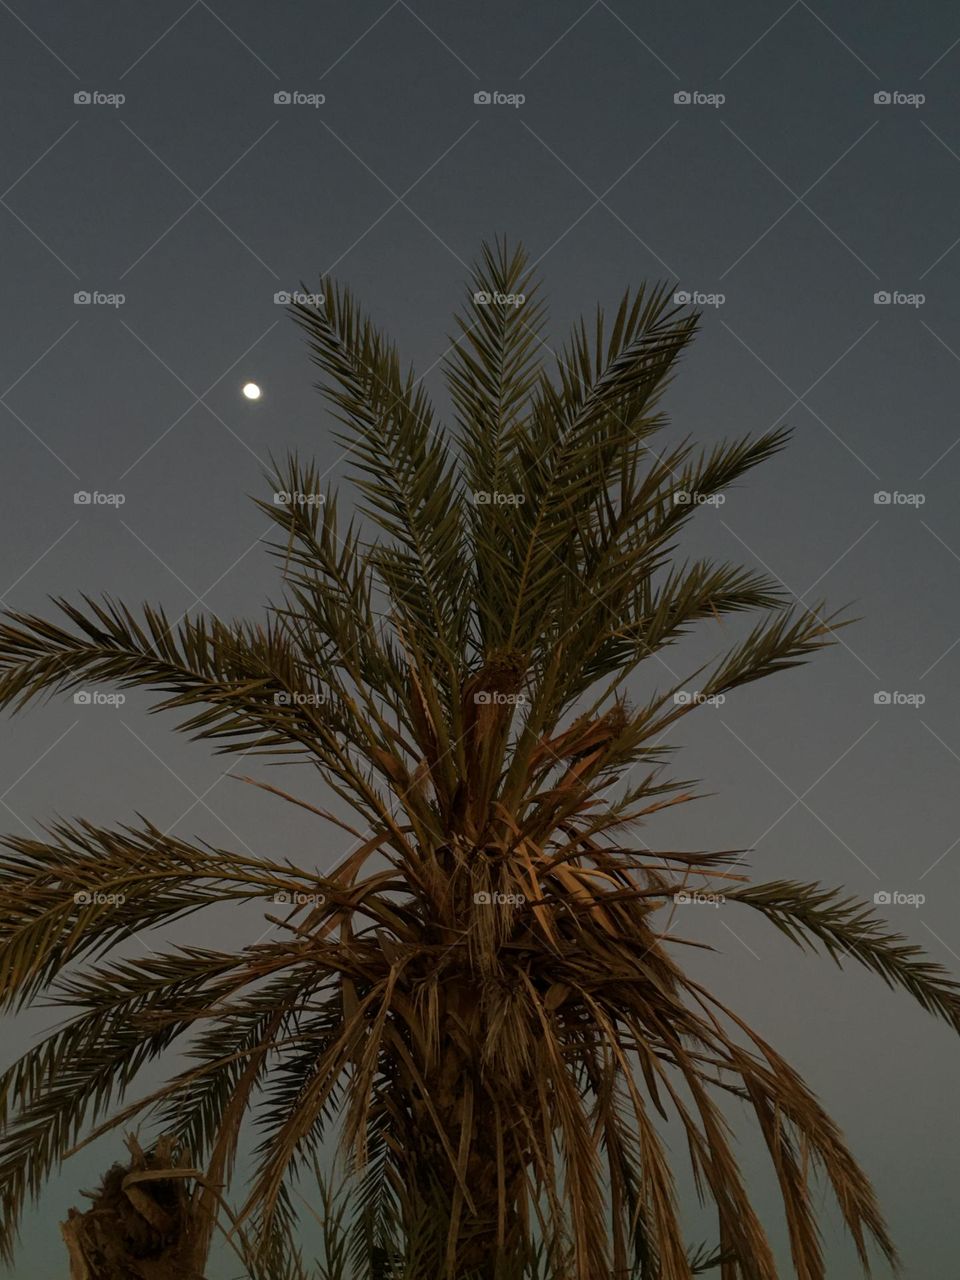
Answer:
[
  {"xmin": 407, "ymin": 1098, "xmax": 528, "ymax": 1279},
  {"xmin": 59, "ymin": 1137, "xmax": 210, "ymax": 1280}
]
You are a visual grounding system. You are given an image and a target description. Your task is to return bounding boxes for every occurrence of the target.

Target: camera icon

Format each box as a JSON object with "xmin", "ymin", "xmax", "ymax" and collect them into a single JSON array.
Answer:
[
  {"xmin": 74, "ymin": 91, "xmax": 91, "ymax": 105},
  {"xmin": 873, "ymin": 491, "xmax": 891, "ymax": 505},
  {"xmin": 474, "ymin": 891, "xmax": 492, "ymax": 904},
  {"xmin": 273, "ymin": 492, "xmax": 292, "ymax": 505},
  {"xmin": 74, "ymin": 291, "xmax": 91, "ymax": 305},
  {"xmin": 673, "ymin": 691, "xmax": 692, "ymax": 705},
  {"xmin": 473, "ymin": 291, "xmax": 492, "ymax": 305},
  {"xmin": 274, "ymin": 291, "xmax": 291, "ymax": 304},
  {"xmin": 73, "ymin": 490, "xmax": 92, "ymax": 504},
  {"xmin": 673, "ymin": 490, "xmax": 692, "ymax": 505},
  {"xmin": 474, "ymin": 691, "xmax": 492, "ymax": 704},
  {"xmin": 474, "ymin": 91, "xmax": 491, "ymax": 105},
  {"xmin": 273, "ymin": 891, "xmax": 292, "ymax": 903},
  {"xmin": 873, "ymin": 890, "xmax": 892, "ymax": 904},
  {"xmin": 874, "ymin": 91, "xmax": 891, "ymax": 105},
  {"xmin": 874, "ymin": 691, "xmax": 892, "ymax": 705},
  {"xmin": 274, "ymin": 91, "xmax": 291, "ymax": 104},
  {"xmin": 873, "ymin": 291, "xmax": 891, "ymax": 305},
  {"xmin": 73, "ymin": 889, "xmax": 92, "ymax": 903},
  {"xmin": 673, "ymin": 891, "xmax": 691, "ymax": 904},
  {"xmin": 473, "ymin": 490, "xmax": 491, "ymax": 504},
  {"xmin": 674, "ymin": 91, "xmax": 691, "ymax": 105},
  {"xmin": 273, "ymin": 691, "xmax": 292, "ymax": 705},
  {"xmin": 73, "ymin": 690, "xmax": 92, "ymax": 704},
  {"xmin": 673, "ymin": 290, "xmax": 691, "ymax": 304}
]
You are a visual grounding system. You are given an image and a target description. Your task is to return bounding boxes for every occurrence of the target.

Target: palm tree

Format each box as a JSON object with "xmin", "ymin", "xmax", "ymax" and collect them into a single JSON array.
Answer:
[{"xmin": 0, "ymin": 240, "xmax": 957, "ymax": 1280}]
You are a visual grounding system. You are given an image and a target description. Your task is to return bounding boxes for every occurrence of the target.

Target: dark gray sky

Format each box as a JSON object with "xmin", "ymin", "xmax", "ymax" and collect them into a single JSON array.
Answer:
[{"xmin": 2, "ymin": 2, "xmax": 960, "ymax": 1276}]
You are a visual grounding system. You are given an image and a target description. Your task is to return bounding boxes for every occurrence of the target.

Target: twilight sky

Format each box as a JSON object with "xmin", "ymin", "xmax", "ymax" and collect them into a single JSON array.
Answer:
[{"xmin": 2, "ymin": 2, "xmax": 960, "ymax": 1276}]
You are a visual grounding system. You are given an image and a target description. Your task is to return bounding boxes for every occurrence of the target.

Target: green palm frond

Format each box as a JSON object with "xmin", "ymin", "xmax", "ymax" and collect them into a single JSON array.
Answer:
[
  {"xmin": 289, "ymin": 278, "xmax": 467, "ymax": 678},
  {"xmin": 0, "ymin": 817, "xmax": 333, "ymax": 1008},
  {"xmin": 444, "ymin": 239, "xmax": 547, "ymax": 653},
  {"xmin": 727, "ymin": 879, "xmax": 960, "ymax": 1031},
  {"xmin": 497, "ymin": 285, "xmax": 697, "ymax": 658},
  {"xmin": 0, "ymin": 596, "xmax": 329, "ymax": 755}
]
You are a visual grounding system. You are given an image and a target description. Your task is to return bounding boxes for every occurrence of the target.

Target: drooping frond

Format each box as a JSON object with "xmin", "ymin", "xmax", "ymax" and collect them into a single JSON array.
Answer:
[{"xmin": 727, "ymin": 879, "xmax": 960, "ymax": 1032}]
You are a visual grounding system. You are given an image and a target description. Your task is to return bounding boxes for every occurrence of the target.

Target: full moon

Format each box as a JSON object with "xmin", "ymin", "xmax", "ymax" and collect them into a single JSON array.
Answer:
[{"xmin": 242, "ymin": 382, "xmax": 262, "ymax": 400}]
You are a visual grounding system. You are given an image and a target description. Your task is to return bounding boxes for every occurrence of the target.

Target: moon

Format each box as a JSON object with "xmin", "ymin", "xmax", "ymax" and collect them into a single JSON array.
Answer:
[{"xmin": 242, "ymin": 382, "xmax": 262, "ymax": 400}]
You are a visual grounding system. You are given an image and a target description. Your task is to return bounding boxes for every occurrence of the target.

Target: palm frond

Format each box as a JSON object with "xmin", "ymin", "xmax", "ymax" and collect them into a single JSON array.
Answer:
[
  {"xmin": 728, "ymin": 879, "xmax": 960, "ymax": 1032},
  {"xmin": 290, "ymin": 280, "xmax": 467, "ymax": 676}
]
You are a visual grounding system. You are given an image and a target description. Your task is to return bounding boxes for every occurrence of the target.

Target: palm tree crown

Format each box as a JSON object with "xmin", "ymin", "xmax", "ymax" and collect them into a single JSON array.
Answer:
[{"xmin": 0, "ymin": 240, "xmax": 957, "ymax": 1279}]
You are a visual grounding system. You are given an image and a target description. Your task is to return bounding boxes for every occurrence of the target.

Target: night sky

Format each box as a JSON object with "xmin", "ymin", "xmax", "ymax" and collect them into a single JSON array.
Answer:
[{"xmin": 2, "ymin": 2, "xmax": 960, "ymax": 1275}]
